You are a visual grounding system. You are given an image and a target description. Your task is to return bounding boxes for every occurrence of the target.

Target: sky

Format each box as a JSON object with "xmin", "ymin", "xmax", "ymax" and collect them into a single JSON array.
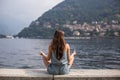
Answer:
[{"xmin": 0, "ymin": 0, "xmax": 64, "ymax": 35}]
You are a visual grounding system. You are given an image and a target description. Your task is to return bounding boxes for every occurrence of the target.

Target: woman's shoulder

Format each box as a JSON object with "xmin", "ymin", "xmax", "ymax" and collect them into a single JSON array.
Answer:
[
  {"xmin": 65, "ymin": 43, "xmax": 70, "ymax": 49},
  {"xmin": 65, "ymin": 43, "xmax": 69, "ymax": 46}
]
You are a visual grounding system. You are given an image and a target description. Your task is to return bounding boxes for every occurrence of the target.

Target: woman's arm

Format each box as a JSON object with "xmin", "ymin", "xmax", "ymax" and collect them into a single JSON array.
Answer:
[
  {"xmin": 40, "ymin": 46, "xmax": 52, "ymax": 61},
  {"xmin": 47, "ymin": 46, "xmax": 52, "ymax": 60},
  {"xmin": 66, "ymin": 44, "xmax": 71, "ymax": 65}
]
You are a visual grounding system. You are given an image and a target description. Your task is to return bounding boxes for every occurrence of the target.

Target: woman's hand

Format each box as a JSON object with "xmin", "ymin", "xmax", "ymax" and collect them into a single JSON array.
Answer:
[
  {"xmin": 73, "ymin": 50, "xmax": 76, "ymax": 56},
  {"xmin": 40, "ymin": 51, "xmax": 44, "ymax": 56}
]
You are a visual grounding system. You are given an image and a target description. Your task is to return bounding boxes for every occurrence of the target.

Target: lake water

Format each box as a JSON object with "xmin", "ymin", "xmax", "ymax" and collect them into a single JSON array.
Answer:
[{"xmin": 0, "ymin": 37, "xmax": 120, "ymax": 69}]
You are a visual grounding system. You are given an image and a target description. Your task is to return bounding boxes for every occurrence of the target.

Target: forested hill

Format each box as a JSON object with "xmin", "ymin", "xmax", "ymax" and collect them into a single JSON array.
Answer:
[{"xmin": 18, "ymin": 0, "xmax": 120, "ymax": 38}]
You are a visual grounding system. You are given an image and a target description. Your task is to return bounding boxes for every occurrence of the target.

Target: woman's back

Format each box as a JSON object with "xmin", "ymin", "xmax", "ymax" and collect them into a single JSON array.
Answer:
[{"xmin": 47, "ymin": 50, "xmax": 69, "ymax": 75}]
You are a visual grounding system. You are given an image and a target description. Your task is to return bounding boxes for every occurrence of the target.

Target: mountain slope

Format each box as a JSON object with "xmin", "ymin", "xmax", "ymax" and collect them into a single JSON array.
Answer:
[
  {"xmin": 18, "ymin": 0, "xmax": 120, "ymax": 38},
  {"xmin": 39, "ymin": 0, "xmax": 119, "ymax": 24}
]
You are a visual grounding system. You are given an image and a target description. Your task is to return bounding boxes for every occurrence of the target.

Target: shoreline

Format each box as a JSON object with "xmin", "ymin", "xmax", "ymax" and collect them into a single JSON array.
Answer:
[{"xmin": 0, "ymin": 36, "xmax": 120, "ymax": 40}]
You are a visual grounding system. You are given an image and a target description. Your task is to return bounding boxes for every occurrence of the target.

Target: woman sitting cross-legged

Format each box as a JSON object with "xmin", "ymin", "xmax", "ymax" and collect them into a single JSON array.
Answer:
[{"xmin": 40, "ymin": 30, "xmax": 76, "ymax": 75}]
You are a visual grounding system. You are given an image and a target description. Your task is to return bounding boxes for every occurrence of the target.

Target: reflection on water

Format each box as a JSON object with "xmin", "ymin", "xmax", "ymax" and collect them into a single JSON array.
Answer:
[{"xmin": 0, "ymin": 37, "xmax": 120, "ymax": 69}]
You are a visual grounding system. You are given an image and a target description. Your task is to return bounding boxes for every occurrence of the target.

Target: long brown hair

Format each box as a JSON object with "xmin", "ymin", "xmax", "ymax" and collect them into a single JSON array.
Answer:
[{"xmin": 50, "ymin": 30, "xmax": 66, "ymax": 60}]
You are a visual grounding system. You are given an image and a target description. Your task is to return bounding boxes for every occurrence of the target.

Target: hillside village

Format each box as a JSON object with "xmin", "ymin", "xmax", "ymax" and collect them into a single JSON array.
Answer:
[
  {"xmin": 35, "ymin": 19, "xmax": 120, "ymax": 37},
  {"xmin": 63, "ymin": 20, "xmax": 120, "ymax": 37}
]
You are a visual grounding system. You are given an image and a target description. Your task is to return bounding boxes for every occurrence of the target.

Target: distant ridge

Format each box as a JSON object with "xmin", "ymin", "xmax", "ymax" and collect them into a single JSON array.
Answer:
[{"xmin": 18, "ymin": 0, "xmax": 120, "ymax": 38}]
